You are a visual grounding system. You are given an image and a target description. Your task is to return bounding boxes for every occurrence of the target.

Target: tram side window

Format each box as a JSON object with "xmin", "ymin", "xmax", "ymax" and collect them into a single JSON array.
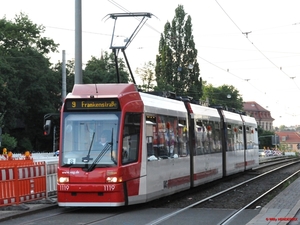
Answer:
[
  {"xmin": 246, "ymin": 126, "xmax": 258, "ymax": 149},
  {"xmin": 204, "ymin": 121, "xmax": 213, "ymax": 154},
  {"xmin": 154, "ymin": 115, "xmax": 177, "ymax": 159},
  {"xmin": 246, "ymin": 127, "xmax": 252, "ymax": 149},
  {"xmin": 177, "ymin": 119, "xmax": 188, "ymax": 157},
  {"xmin": 122, "ymin": 113, "xmax": 141, "ymax": 165},
  {"xmin": 227, "ymin": 123, "xmax": 243, "ymax": 151},
  {"xmin": 195, "ymin": 120, "xmax": 221, "ymax": 155},
  {"xmin": 195, "ymin": 120, "xmax": 205, "ymax": 155},
  {"xmin": 237, "ymin": 126, "xmax": 244, "ymax": 150},
  {"xmin": 147, "ymin": 115, "xmax": 185, "ymax": 159},
  {"xmin": 213, "ymin": 121, "xmax": 222, "ymax": 153},
  {"xmin": 227, "ymin": 124, "xmax": 234, "ymax": 151}
]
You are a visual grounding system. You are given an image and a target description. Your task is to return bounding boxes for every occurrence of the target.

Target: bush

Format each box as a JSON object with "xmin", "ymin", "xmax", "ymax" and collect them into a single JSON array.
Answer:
[{"xmin": 1, "ymin": 133, "xmax": 17, "ymax": 151}]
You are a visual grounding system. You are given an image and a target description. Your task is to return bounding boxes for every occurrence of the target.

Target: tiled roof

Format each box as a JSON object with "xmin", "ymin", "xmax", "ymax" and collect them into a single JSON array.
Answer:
[
  {"xmin": 243, "ymin": 101, "xmax": 268, "ymax": 112},
  {"xmin": 243, "ymin": 101, "xmax": 274, "ymax": 122},
  {"xmin": 275, "ymin": 131, "xmax": 300, "ymax": 144}
]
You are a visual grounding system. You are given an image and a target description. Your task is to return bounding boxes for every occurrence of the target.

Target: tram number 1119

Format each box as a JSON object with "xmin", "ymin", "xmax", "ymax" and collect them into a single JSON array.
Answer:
[{"xmin": 104, "ymin": 185, "xmax": 115, "ymax": 191}]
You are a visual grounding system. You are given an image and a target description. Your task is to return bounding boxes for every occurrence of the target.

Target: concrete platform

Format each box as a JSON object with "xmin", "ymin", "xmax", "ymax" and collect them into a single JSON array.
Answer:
[{"xmin": 246, "ymin": 177, "xmax": 300, "ymax": 225}]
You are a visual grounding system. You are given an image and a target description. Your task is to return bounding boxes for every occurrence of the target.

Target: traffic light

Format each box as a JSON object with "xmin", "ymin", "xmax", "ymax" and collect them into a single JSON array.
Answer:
[{"xmin": 43, "ymin": 120, "xmax": 51, "ymax": 135}]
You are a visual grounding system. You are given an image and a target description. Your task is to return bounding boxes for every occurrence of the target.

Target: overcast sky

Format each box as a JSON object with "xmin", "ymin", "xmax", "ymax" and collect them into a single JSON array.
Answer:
[{"xmin": 1, "ymin": 0, "xmax": 300, "ymax": 127}]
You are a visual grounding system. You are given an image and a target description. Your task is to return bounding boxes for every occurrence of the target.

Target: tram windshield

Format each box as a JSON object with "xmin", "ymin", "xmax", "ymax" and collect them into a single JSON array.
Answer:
[{"xmin": 61, "ymin": 112, "xmax": 120, "ymax": 167}]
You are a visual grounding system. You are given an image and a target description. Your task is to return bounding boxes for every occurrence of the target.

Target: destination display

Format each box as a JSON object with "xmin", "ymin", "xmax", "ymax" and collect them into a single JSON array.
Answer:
[{"xmin": 65, "ymin": 99, "xmax": 119, "ymax": 111}]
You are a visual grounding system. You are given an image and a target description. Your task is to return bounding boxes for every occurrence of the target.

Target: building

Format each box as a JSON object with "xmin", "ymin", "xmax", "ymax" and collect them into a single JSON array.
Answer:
[
  {"xmin": 243, "ymin": 101, "xmax": 274, "ymax": 131},
  {"xmin": 275, "ymin": 131, "xmax": 300, "ymax": 152}
]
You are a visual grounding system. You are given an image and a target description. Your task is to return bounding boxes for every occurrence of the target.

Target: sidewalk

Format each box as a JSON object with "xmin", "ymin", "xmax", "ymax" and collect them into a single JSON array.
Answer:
[
  {"xmin": 246, "ymin": 177, "xmax": 300, "ymax": 225},
  {"xmin": 0, "ymin": 198, "xmax": 57, "ymax": 223}
]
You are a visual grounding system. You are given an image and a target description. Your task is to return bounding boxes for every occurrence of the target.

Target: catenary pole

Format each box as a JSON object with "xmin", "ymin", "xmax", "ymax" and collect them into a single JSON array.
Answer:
[
  {"xmin": 75, "ymin": 0, "xmax": 82, "ymax": 84},
  {"xmin": 62, "ymin": 50, "xmax": 66, "ymax": 102}
]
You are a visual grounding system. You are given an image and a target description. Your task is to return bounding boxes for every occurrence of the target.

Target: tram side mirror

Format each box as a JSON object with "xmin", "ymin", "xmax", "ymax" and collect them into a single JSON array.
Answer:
[{"xmin": 43, "ymin": 120, "xmax": 51, "ymax": 135}]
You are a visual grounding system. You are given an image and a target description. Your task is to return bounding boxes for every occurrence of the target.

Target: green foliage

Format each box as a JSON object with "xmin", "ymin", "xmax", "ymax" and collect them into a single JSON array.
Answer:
[
  {"xmin": 258, "ymin": 127, "xmax": 275, "ymax": 149},
  {"xmin": 135, "ymin": 61, "xmax": 156, "ymax": 92},
  {"xmin": 52, "ymin": 59, "xmax": 75, "ymax": 94},
  {"xmin": 155, "ymin": 5, "xmax": 202, "ymax": 100},
  {"xmin": 84, "ymin": 52, "xmax": 130, "ymax": 84},
  {"xmin": 53, "ymin": 51, "xmax": 131, "ymax": 94},
  {"xmin": 0, "ymin": 11, "xmax": 250, "ymax": 153},
  {"xmin": 201, "ymin": 84, "xmax": 244, "ymax": 111},
  {"xmin": 1, "ymin": 133, "xmax": 17, "ymax": 150},
  {"xmin": 279, "ymin": 125, "xmax": 287, "ymax": 131},
  {"xmin": 18, "ymin": 137, "xmax": 33, "ymax": 151},
  {"xmin": 0, "ymin": 13, "xmax": 60, "ymax": 152}
]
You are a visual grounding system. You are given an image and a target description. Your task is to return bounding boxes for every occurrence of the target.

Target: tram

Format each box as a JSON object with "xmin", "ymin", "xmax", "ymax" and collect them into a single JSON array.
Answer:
[{"xmin": 56, "ymin": 83, "xmax": 259, "ymax": 207}]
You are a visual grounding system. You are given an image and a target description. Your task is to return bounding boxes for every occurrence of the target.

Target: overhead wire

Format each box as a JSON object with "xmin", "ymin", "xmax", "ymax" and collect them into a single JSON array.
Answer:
[
  {"xmin": 39, "ymin": 0, "xmax": 299, "ymax": 109},
  {"xmin": 42, "ymin": 0, "xmax": 296, "ymax": 124},
  {"xmin": 40, "ymin": 0, "xmax": 294, "ymax": 99},
  {"xmin": 101, "ymin": 0, "xmax": 300, "ymax": 125},
  {"xmin": 107, "ymin": 0, "xmax": 161, "ymax": 33},
  {"xmin": 215, "ymin": 0, "xmax": 300, "ymax": 123},
  {"xmin": 106, "ymin": 0, "xmax": 269, "ymax": 95},
  {"xmin": 215, "ymin": 0, "xmax": 298, "ymax": 82}
]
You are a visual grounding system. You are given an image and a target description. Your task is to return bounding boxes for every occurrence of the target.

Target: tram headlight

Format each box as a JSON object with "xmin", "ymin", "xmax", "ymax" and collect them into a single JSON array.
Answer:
[
  {"xmin": 106, "ymin": 170, "xmax": 122, "ymax": 183},
  {"xmin": 106, "ymin": 176, "xmax": 122, "ymax": 183},
  {"xmin": 58, "ymin": 177, "xmax": 69, "ymax": 183}
]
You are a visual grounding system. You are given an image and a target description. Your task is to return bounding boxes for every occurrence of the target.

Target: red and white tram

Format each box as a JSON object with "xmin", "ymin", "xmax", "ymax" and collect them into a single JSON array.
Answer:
[{"xmin": 57, "ymin": 83, "xmax": 259, "ymax": 207}]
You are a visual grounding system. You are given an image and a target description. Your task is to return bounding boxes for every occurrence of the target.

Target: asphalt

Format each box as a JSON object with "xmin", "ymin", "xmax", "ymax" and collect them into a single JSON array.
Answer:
[{"xmin": 0, "ymin": 198, "xmax": 58, "ymax": 223}]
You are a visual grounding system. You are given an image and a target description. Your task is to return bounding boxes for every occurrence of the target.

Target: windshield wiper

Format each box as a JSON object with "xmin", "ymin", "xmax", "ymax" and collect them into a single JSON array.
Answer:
[
  {"xmin": 82, "ymin": 132, "xmax": 95, "ymax": 163},
  {"xmin": 86, "ymin": 143, "xmax": 111, "ymax": 172}
]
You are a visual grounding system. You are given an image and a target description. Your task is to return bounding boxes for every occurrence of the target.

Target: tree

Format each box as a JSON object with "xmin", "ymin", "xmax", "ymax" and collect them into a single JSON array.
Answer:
[
  {"xmin": 84, "ymin": 52, "xmax": 130, "ymax": 84},
  {"xmin": 279, "ymin": 125, "xmax": 287, "ymax": 131},
  {"xmin": 155, "ymin": 5, "xmax": 202, "ymax": 100},
  {"xmin": 258, "ymin": 128, "xmax": 275, "ymax": 149},
  {"xmin": 53, "ymin": 59, "xmax": 75, "ymax": 94},
  {"xmin": 53, "ymin": 51, "xmax": 131, "ymax": 96},
  {"xmin": 0, "ymin": 13, "xmax": 60, "ymax": 152},
  {"xmin": 1, "ymin": 133, "xmax": 17, "ymax": 151},
  {"xmin": 201, "ymin": 84, "xmax": 244, "ymax": 111},
  {"xmin": 135, "ymin": 61, "xmax": 156, "ymax": 92}
]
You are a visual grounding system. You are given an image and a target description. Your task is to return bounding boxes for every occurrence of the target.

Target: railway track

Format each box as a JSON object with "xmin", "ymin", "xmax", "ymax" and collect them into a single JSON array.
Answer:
[
  {"xmin": 145, "ymin": 159, "xmax": 300, "ymax": 225},
  {"xmin": 2, "ymin": 157, "xmax": 299, "ymax": 225},
  {"xmin": 220, "ymin": 170, "xmax": 300, "ymax": 225},
  {"xmin": 146, "ymin": 157, "xmax": 299, "ymax": 208}
]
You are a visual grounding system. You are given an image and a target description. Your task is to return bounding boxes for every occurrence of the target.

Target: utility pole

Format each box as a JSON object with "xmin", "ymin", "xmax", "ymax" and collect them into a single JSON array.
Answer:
[
  {"xmin": 75, "ymin": 0, "xmax": 82, "ymax": 84},
  {"xmin": 53, "ymin": 126, "xmax": 56, "ymax": 153},
  {"xmin": 62, "ymin": 50, "xmax": 66, "ymax": 102}
]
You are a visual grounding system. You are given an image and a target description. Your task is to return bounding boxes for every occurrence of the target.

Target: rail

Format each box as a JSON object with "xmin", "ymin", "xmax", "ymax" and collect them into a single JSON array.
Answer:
[{"xmin": 145, "ymin": 160, "xmax": 300, "ymax": 225}]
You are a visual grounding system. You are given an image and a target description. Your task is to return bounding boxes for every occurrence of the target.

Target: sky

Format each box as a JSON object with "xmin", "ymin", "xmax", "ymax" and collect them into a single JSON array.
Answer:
[{"xmin": 1, "ymin": 0, "xmax": 300, "ymax": 127}]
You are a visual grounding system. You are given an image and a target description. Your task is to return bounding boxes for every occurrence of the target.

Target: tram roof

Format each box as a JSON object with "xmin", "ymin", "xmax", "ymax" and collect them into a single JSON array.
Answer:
[
  {"xmin": 223, "ymin": 110, "xmax": 243, "ymax": 125},
  {"xmin": 241, "ymin": 114, "xmax": 257, "ymax": 127},
  {"xmin": 140, "ymin": 92, "xmax": 187, "ymax": 117},
  {"xmin": 68, "ymin": 83, "xmax": 138, "ymax": 98},
  {"xmin": 188, "ymin": 104, "xmax": 220, "ymax": 122}
]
